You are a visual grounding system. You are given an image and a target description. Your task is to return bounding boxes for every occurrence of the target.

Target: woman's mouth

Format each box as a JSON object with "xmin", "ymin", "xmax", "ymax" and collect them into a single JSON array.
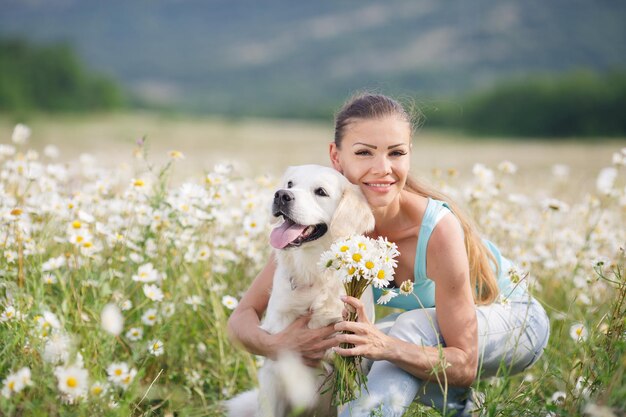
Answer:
[{"xmin": 363, "ymin": 182, "xmax": 396, "ymax": 192}]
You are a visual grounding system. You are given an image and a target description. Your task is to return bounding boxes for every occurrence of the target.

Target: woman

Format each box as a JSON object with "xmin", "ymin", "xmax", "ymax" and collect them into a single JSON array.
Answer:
[{"xmin": 227, "ymin": 93, "xmax": 550, "ymax": 416}]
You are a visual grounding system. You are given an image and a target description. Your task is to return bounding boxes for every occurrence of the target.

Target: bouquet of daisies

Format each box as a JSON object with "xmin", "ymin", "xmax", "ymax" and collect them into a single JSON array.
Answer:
[{"xmin": 318, "ymin": 234, "xmax": 400, "ymax": 405}]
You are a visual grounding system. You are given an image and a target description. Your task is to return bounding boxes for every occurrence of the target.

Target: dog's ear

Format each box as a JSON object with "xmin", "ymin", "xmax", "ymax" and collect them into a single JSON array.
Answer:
[{"xmin": 329, "ymin": 184, "xmax": 375, "ymax": 239}]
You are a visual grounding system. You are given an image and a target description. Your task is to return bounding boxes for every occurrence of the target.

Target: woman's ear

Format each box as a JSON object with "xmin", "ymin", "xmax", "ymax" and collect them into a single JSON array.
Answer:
[{"xmin": 329, "ymin": 142, "xmax": 343, "ymax": 173}]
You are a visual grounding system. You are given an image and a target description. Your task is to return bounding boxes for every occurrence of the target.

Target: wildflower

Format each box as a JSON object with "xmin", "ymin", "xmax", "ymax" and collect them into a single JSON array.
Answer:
[
  {"xmin": 0, "ymin": 306, "xmax": 18, "ymax": 322},
  {"xmin": 42, "ymin": 273, "xmax": 58, "ymax": 284},
  {"xmin": 125, "ymin": 327, "xmax": 143, "ymax": 342},
  {"xmin": 106, "ymin": 362, "xmax": 129, "ymax": 384},
  {"xmin": 569, "ymin": 322, "xmax": 588, "ymax": 341},
  {"xmin": 12, "ymin": 123, "xmax": 31, "ymax": 145},
  {"xmin": 169, "ymin": 150, "xmax": 185, "ymax": 160},
  {"xmin": 120, "ymin": 300, "xmax": 133, "ymax": 311},
  {"xmin": 497, "ymin": 160, "xmax": 518, "ymax": 174},
  {"xmin": 54, "ymin": 365, "xmax": 88, "ymax": 402},
  {"xmin": 44, "ymin": 145, "xmax": 60, "ymax": 159},
  {"xmin": 596, "ymin": 167, "xmax": 617, "ymax": 195},
  {"xmin": 132, "ymin": 263, "xmax": 161, "ymax": 282},
  {"xmin": 185, "ymin": 295, "xmax": 203, "ymax": 311},
  {"xmin": 222, "ymin": 295, "xmax": 239, "ymax": 310},
  {"xmin": 161, "ymin": 302, "xmax": 176, "ymax": 317},
  {"xmin": 141, "ymin": 308, "xmax": 158, "ymax": 326},
  {"xmin": 376, "ymin": 289, "xmax": 398, "ymax": 305},
  {"xmin": 1, "ymin": 367, "xmax": 32, "ymax": 398},
  {"xmin": 106, "ymin": 362, "xmax": 137, "ymax": 390},
  {"xmin": 101, "ymin": 304, "xmax": 124, "ymax": 336},
  {"xmin": 148, "ymin": 339, "xmax": 164, "ymax": 356},
  {"xmin": 143, "ymin": 284, "xmax": 164, "ymax": 302},
  {"xmin": 550, "ymin": 390, "xmax": 566, "ymax": 405},
  {"xmin": 90, "ymin": 381, "xmax": 108, "ymax": 397},
  {"xmin": 42, "ymin": 332, "xmax": 72, "ymax": 364}
]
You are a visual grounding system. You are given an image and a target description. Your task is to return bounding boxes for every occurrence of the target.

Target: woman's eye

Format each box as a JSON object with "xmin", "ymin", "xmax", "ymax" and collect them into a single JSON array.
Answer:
[
  {"xmin": 315, "ymin": 187, "xmax": 329, "ymax": 197},
  {"xmin": 390, "ymin": 151, "xmax": 407, "ymax": 157},
  {"xmin": 287, "ymin": 181, "xmax": 293, "ymax": 188},
  {"xmin": 355, "ymin": 150, "xmax": 371, "ymax": 156}
]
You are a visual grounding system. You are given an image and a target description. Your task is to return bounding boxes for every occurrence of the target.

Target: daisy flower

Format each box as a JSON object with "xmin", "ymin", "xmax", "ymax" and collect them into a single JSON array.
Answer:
[
  {"xmin": 132, "ymin": 263, "xmax": 161, "ymax": 283},
  {"xmin": 141, "ymin": 308, "xmax": 158, "ymax": 326},
  {"xmin": 54, "ymin": 365, "xmax": 89, "ymax": 402},
  {"xmin": 570, "ymin": 322, "xmax": 589, "ymax": 341},
  {"xmin": 221, "ymin": 295, "xmax": 238, "ymax": 310},
  {"xmin": 376, "ymin": 289, "xmax": 398, "ymax": 305},
  {"xmin": 1, "ymin": 367, "xmax": 31, "ymax": 398},
  {"xmin": 106, "ymin": 362, "xmax": 129, "ymax": 384},
  {"xmin": 143, "ymin": 284, "xmax": 164, "ymax": 302},
  {"xmin": 125, "ymin": 327, "xmax": 143, "ymax": 342},
  {"xmin": 89, "ymin": 381, "xmax": 108, "ymax": 397},
  {"xmin": 148, "ymin": 339, "xmax": 164, "ymax": 356}
]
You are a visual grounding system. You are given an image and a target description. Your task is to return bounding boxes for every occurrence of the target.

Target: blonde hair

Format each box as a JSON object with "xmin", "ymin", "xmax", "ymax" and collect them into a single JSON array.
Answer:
[
  {"xmin": 405, "ymin": 176, "xmax": 500, "ymax": 305},
  {"xmin": 335, "ymin": 92, "xmax": 500, "ymax": 305}
]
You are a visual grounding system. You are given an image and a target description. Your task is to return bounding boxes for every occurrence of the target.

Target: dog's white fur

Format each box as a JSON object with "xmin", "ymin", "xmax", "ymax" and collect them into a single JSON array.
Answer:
[{"xmin": 226, "ymin": 165, "xmax": 375, "ymax": 417}]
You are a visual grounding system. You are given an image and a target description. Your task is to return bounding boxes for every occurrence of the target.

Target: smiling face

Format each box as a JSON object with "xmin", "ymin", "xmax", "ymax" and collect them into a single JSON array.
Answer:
[{"xmin": 329, "ymin": 116, "xmax": 412, "ymax": 209}]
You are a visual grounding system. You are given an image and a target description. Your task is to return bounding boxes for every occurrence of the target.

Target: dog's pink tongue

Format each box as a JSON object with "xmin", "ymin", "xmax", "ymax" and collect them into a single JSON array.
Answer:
[{"xmin": 270, "ymin": 219, "xmax": 306, "ymax": 249}]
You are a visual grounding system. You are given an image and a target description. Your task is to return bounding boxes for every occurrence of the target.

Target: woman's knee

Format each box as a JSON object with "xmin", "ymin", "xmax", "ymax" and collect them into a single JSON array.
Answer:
[{"xmin": 387, "ymin": 309, "xmax": 443, "ymax": 347}]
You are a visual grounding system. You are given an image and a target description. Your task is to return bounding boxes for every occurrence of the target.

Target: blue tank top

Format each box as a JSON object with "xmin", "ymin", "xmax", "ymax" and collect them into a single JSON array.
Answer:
[{"xmin": 372, "ymin": 198, "xmax": 527, "ymax": 310}]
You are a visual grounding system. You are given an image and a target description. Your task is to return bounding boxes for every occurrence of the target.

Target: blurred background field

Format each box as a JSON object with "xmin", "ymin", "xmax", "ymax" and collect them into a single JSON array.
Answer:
[{"xmin": 0, "ymin": 113, "xmax": 622, "ymax": 197}]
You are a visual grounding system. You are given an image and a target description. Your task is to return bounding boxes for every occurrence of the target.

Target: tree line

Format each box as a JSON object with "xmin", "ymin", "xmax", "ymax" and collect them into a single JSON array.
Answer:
[{"xmin": 0, "ymin": 38, "xmax": 124, "ymax": 115}]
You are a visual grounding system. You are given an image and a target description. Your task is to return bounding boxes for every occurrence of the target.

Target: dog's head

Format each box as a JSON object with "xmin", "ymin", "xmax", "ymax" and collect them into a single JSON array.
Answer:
[{"xmin": 269, "ymin": 165, "xmax": 375, "ymax": 250}]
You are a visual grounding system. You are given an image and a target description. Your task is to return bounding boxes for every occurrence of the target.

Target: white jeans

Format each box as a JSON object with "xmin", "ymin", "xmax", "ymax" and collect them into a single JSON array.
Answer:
[{"xmin": 339, "ymin": 297, "xmax": 550, "ymax": 417}]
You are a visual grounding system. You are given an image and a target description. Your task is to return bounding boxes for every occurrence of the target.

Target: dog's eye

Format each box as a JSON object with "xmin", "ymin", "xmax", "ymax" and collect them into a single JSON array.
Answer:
[
  {"xmin": 315, "ymin": 187, "xmax": 329, "ymax": 197},
  {"xmin": 287, "ymin": 181, "xmax": 293, "ymax": 188}
]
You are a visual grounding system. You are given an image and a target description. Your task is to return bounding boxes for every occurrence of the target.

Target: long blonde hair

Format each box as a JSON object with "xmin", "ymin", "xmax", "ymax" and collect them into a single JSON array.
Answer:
[{"xmin": 334, "ymin": 92, "xmax": 499, "ymax": 305}]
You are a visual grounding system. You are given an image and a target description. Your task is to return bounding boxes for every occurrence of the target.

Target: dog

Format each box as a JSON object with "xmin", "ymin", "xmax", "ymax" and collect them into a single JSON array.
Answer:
[{"xmin": 226, "ymin": 165, "xmax": 375, "ymax": 417}]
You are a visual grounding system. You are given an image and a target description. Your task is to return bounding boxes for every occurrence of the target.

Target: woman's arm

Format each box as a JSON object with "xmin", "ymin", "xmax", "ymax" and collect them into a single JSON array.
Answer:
[
  {"xmin": 227, "ymin": 253, "xmax": 339, "ymax": 367},
  {"xmin": 334, "ymin": 215, "xmax": 478, "ymax": 386}
]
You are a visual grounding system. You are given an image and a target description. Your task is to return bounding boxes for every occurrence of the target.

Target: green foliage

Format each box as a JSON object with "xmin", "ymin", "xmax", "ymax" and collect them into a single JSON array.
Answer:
[
  {"xmin": 424, "ymin": 71, "xmax": 626, "ymax": 138},
  {"xmin": 0, "ymin": 38, "xmax": 124, "ymax": 115}
]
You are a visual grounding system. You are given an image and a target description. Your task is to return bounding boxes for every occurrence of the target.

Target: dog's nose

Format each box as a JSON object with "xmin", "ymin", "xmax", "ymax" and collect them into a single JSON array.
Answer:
[{"xmin": 274, "ymin": 190, "xmax": 294, "ymax": 204}]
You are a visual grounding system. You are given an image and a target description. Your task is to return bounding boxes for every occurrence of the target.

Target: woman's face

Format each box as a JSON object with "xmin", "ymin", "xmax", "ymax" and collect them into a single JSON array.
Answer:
[{"xmin": 329, "ymin": 115, "xmax": 412, "ymax": 209}]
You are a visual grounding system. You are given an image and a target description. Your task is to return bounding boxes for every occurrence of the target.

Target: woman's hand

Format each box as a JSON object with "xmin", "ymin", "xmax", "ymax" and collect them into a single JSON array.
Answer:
[
  {"xmin": 333, "ymin": 295, "xmax": 393, "ymax": 361},
  {"xmin": 273, "ymin": 313, "xmax": 339, "ymax": 367}
]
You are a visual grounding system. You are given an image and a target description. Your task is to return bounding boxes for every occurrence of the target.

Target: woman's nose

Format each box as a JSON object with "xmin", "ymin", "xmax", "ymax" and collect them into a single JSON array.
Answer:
[{"xmin": 371, "ymin": 155, "xmax": 391, "ymax": 175}]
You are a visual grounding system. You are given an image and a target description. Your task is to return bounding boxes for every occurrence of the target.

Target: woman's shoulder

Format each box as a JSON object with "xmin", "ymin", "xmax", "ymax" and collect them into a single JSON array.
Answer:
[{"xmin": 426, "ymin": 210, "xmax": 468, "ymax": 279}]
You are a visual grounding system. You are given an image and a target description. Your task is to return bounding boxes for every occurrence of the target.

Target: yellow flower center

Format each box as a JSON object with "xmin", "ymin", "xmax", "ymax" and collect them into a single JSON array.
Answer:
[
  {"xmin": 340, "ymin": 245, "xmax": 349, "ymax": 252},
  {"xmin": 10, "ymin": 208, "xmax": 22, "ymax": 216},
  {"xmin": 377, "ymin": 269, "xmax": 386, "ymax": 279},
  {"xmin": 115, "ymin": 369, "xmax": 123, "ymax": 376},
  {"xmin": 66, "ymin": 377, "xmax": 77, "ymax": 388},
  {"xmin": 358, "ymin": 243, "xmax": 367, "ymax": 250},
  {"xmin": 365, "ymin": 261, "xmax": 375, "ymax": 269},
  {"xmin": 348, "ymin": 267, "xmax": 356, "ymax": 275},
  {"xmin": 76, "ymin": 236, "xmax": 84, "ymax": 243},
  {"xmin": 133, "ymin": 179, "xmax": 145, "ymax": 187},
  {"xmin": 352, "ymin": 253, "xmax": 362, "ymax": 262},
  {"xmin": 83, "ymin": 242, "xmax": 92, "ymax": 248},
  {"xmin": 8, "ymin": 381, "xmax": 15, "ymax": 390},
  {"xmin": 153, "ymin": 342, "xmax": 160, "ymax": 350},
  {"xmin": 72, "ymin": 220, "xmax": 81, "ymax": 229},
  {"xmin": 92, "ymin": 386, "xmax": 103, "ymax": 395},
  {"xmin": 576, "ymin": 327, "xmax": 583, "ymax": 337}
]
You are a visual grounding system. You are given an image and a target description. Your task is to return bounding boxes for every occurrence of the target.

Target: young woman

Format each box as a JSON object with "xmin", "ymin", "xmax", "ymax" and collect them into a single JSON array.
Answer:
[{"xmin": 227, "ymin": 94, "xmax": 550, "ymax": 416}]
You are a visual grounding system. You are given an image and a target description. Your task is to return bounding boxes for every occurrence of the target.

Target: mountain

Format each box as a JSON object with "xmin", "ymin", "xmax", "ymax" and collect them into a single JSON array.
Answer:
[{"xmin": 1, "ymin": 0, "xmax": 625, "ymax": 116}]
